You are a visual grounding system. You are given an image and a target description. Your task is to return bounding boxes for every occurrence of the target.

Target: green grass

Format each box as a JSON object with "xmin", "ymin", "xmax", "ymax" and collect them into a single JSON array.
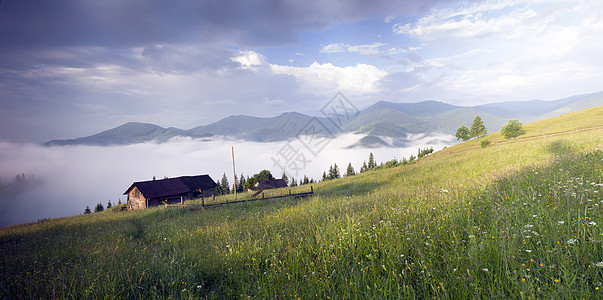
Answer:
[{"xmin": 1, "ymin": 106, "xmax": 602, "ymax": 299}]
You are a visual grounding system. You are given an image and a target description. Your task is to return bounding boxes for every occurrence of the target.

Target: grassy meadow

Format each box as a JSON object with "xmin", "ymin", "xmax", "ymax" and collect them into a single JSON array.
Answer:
[{"xmin": 1, "ymin": 106, "xmax": 602, "ymax": 299}]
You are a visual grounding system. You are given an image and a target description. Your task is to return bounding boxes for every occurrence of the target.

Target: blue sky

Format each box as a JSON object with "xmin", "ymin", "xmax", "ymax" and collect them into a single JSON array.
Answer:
[{"xmin": 1, "ymin": 0, "xmax": 602, "ymax": 142}]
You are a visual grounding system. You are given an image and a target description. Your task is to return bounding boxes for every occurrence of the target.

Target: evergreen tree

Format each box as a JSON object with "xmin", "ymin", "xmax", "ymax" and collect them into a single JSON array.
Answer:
[
  {"xmin": 290, "ymin": 176, "xmax": 297, "ymax": 187},
  {"xmin": 361, "ymin": 161, "xmax": 368, "ymax": 173},
  {"xmin": 153, "ymin": 176, "xmax": 156, "ymax": 180},
  {"xmin": 455, "ymin": 125, "xmax": 470, "ymax": 141},
  {"xmin": 346, "ymin": 162, "xmax": 356, "ymax": 177},
  {"xmin": 332, "ymin": 163, "xmax": 340, "ymax": 179},
  {"xmin": 368, "ymin": 153, "xmax": 376, "ymax": 169},
  {"xmin": 470, "ymin": 116, "xmax": 487, "ymax": 138},
  {"xmin": 94, "ymin": 203, "xmax": 104, "ymax": 212},
  {"xmin": 303, "ymin": 175, "xmax": 309, "ymax": 185},
  {"xmin": 238, "ymin": 173, "xmax": 246, "ymax": 192},
  {"xmin": 84, "ymin": 206, "xmax": 91, "ymax": 214},
  {"xmin": 221, "ymin": 173, "xmax": 230, "ymax": 194},
  {"xmin": 322, "ymin": 171, "xmax": 328, "ymax": 181},
  {"xmin": 107, "ymin": 200, "xmax": 112, "ymax": 209},
  {"xmin": 328, "ymin": 165, "xmax": 334, "ymax": 180},
  {"xmin": 281, "ymin": 172, "xmax": 289, "ymax": 185},
  {"xmin": 118, "ymin": 199, "xmax": 122, "ymax": 205}
]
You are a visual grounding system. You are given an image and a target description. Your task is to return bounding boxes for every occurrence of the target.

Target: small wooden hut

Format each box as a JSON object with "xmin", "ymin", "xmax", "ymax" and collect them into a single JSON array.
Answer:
[{"xmin": 124, "ymin": 175, "xmax": 217, "ymax": 209}]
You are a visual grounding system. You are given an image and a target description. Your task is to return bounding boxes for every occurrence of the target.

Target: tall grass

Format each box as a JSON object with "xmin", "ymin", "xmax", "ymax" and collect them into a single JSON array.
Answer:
[{"xmin": 1, "ymin": 107, "xmax": 602, "ymax": 299}]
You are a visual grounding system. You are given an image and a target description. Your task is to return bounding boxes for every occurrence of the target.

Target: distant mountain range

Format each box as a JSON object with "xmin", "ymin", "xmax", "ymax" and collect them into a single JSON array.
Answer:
[{"xmin": 45, "ymin": 91, "xmax": 603, "ymax": 148}]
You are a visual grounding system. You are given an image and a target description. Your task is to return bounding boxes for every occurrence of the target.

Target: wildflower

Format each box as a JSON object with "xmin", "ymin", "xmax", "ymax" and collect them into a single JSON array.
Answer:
[
  {"xmin": 524, "ymin": 224, "xmax": 533, "ymax": 228},
  {"xmin": 525, "ymin": 250, "xmax": 532, "ymax": 253},
  {"xmin": 567, "ymin": 238, "xmax": 578, "ymax": 245},
  {"xmin": 596, "ymin": 262, "xmax": 603, "ymax": 267},
  {"xmin": 558, "ymin": 221, "xmax": 565, "ymax": 225},
  {"xmin": 589, "ymin": 221, "xmax": 598, "ymax": 226},
  {"xmin": 482, "ymin": 268, "xmax": 489, "ymax": 272}
]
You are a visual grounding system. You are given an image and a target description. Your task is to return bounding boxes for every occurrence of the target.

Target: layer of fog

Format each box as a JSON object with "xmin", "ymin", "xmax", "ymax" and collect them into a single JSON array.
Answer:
[{"xmin": 0, "ymin": 133, "xmax": 455, "ymax": 227}]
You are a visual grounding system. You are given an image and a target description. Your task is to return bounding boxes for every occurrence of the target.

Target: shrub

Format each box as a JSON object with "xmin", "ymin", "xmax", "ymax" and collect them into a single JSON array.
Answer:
[
  {"xmin": 501, "ymin": 119, "xmax": 526, "ymax": 139},
  {"xmin": 480, "ymin": 139, "xmax": 491, "ymax": 148}
]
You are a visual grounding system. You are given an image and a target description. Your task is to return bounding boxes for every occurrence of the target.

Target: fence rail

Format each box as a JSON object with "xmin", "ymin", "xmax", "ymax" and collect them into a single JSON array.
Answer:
[{"xmin": 166, "ymin": 186, "xmax": 314, "ymax": 210}]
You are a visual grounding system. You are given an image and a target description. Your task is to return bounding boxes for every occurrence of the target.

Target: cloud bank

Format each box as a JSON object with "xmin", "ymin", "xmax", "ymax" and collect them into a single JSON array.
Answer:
[{"xmin": 0, "ymin": 133, "xmax": 454, "ymax": 227}]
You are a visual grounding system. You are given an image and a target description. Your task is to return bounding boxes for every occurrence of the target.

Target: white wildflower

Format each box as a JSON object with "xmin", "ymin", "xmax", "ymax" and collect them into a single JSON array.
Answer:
[{"xmin": 558, "ymin": 221, "xmax": 565, "ymax": 225}]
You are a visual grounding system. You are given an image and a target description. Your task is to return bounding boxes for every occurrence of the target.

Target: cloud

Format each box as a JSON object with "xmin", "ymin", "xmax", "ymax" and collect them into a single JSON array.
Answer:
[
  {"xmin": 390, "ymin": 0, "xmax": 603, "ymax": 102},
  {"xmin": 0, "ymin": 133, "xmax": 454, "ymax": 227},
  {"xmin": 231, "ymin": 50, "xmax": 267, "ymax": 70},
  {"xmin": 320, "ymin": 42, "xmax": 386, "ymax": 56},
  {"xmin": 270, "ymin": 62, "xmax": 388, "ymax": 95},
  {"xmin": 320, "ymin": 43, "xmax": 349, "ymax": 54}
]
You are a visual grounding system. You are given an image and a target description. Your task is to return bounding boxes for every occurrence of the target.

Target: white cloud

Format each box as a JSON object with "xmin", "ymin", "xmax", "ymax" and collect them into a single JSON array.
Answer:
[
  {"xmin": 0, "ymin": 133, "xmax": 455, "ymax": 226},
  {"xmin": 320, "ymin": 42, "xmax": 386, "ymax": 56},
  {"xmin": 231, "ymin": 50, "xmax": 266, "ymax": 69},
  {"xmin": 320, "ymin": 43, "xmax": 349, "ymax": 54},
  {"xmin": 390, "ymin": 0, "xmax": 603, "ymax": 102},
  {"xmin": 348, "ymin": 42, "xmax": 385, "ymax": 55},
  {"xmin": 270, "ymin": 62, "xmax": 388, "ymax": 95}
]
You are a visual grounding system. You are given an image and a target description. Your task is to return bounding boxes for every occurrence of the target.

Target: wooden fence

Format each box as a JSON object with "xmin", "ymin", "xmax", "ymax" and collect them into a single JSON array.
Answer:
[{"xmin": 166, "ymin": 186, "xmax": 314, "ymax": 210}]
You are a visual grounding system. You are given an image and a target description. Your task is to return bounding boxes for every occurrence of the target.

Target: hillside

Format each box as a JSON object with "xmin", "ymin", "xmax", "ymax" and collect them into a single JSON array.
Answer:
[
  {"xmin": 3, "ymin": 106, "xmax": 602, "ymax": 299},
  {"xmin": 44, "ymin": 91, "xmax": 603, "ymax": 146}
]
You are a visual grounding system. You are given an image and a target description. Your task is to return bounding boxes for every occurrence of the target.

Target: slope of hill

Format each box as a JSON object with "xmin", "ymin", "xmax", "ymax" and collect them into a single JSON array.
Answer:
[
  {"xmin": 44, "ymin": 92, "xmax": 603, "ymax": 146},
  {"xmin": 4, "ymin": 105, "xmax": 602, "ymax": 298}
]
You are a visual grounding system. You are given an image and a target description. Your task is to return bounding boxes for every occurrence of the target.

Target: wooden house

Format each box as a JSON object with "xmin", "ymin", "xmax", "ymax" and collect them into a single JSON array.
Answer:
[
  {"xmin": 249, "ymin": 179, "xmax": 288, "ymax": 192},
  {"xmin": 124, "ymin": 175, "xmax": 217, "ymax": 209}
]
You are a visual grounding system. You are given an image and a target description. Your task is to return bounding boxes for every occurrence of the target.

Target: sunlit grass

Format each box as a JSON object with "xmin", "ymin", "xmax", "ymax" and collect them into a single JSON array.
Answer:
[{"xmin": 0, "ymin": 106, "xmax": 601, "ymax": 299}]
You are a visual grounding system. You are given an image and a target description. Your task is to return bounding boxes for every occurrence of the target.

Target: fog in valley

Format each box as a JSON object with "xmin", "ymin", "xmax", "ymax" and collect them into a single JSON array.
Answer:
[{"xmin": 0, "ymin": 133, "xmax": 455, "ymax": 227}]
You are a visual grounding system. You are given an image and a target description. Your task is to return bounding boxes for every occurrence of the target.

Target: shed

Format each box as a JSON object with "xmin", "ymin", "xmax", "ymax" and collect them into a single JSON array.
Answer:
[
  {"xmin": 124, "ymin": 175, "xmax": 217, "ymax": 209},
  {"xmin": 249, "ymin": 179, "xmax": 288, "ymax": 191}
]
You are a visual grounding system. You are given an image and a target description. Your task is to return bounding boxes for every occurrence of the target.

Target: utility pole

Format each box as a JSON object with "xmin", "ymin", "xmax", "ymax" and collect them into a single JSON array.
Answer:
[{"xmin": 232, "ymin": 146, "xmax": 237, "ymax": 201}]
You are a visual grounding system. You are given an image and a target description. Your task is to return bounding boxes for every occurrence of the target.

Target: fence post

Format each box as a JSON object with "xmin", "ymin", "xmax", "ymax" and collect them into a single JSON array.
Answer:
[
  {"xmin": 311, "ymin": 186, "xmax": 314, "ymax": 194},
  {"xmin": 262, "ymin": 192, "xmax": 265, "ymax": 199}
]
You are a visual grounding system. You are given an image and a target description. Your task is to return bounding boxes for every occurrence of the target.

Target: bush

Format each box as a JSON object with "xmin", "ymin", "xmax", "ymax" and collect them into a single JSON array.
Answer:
[
  {"xmin": 480, "ymin": 139, "xmax": 491, "ymax": 148},
  {"xmin": 501, "ymin": 119, "xmax": 526, "ymax": 139}
]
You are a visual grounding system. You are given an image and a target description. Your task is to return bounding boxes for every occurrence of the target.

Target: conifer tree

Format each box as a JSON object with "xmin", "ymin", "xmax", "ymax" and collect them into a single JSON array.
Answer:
[
  {"xmin": 281, "ymin": 172, "xmax": 289, "ymax": 185},
  {"xmin": 361, "ymin": 161, "xmax": 368, "ymax": 173},
  {"xmin": 332, "ymin": 163, "xmax": 340, "ymax": 179},
  {"xmin": 94, "ymin": 203, "xmax": 104, "ymax": 212},
  {"xmin": 84, "ymin": 206, "xmax": 91, "ymax": 214},
  {"xmin": 470, "ymin": 115, "xmax": 487, "ymax": 138},
  {"xmin": 346, "ymin": 162, "xmax": 355, "ymax": 177},
  {"xmin": 368, "ymin": 153, "xmax": 376, "ymax": 169},
  {"xmin": 221, "ymin": 173, "xmax": 230, "ymax": 194}
]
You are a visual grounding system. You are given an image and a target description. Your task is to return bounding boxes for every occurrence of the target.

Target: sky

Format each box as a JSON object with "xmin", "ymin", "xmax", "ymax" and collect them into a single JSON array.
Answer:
[{"xmin": 1, "ymin": 0, "xmax": 603, "ymax": 142}]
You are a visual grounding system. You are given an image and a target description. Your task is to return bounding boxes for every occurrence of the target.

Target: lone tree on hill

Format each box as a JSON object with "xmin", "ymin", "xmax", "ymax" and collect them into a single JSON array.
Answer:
[
  {"xmin": 470, "ymin": 116, "xmax": 487, "ymax": 138},
  {"xmin": 455, "ymin": 125, "xmax": 470, "ymax": 141},
  {"xmin": 501, "ymin": 119, "xmax": 526, "ymax": 139},
  {"xmin": 84, "ymin": 206, "xmax": 91, "ymax": 214}
]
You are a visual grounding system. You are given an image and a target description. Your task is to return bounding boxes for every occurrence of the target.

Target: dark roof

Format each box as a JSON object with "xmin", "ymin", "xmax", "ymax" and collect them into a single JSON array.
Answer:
[
  {"xmin": 251, "ymin": 179, "xmax": 288, "ymax": 190},
  {"xmin": 124, "ymin": 175, "xmax": 217, "ymax": 199}
]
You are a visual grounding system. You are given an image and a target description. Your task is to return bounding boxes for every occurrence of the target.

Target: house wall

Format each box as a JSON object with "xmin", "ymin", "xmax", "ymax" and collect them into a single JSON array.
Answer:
[
  {"xmin": 201, "ymin": 188, "xmax": 215, "ymax": 198},
  {"xmin": 127, "ymin": 186, "xmax": 147, "ymax": 210}
]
